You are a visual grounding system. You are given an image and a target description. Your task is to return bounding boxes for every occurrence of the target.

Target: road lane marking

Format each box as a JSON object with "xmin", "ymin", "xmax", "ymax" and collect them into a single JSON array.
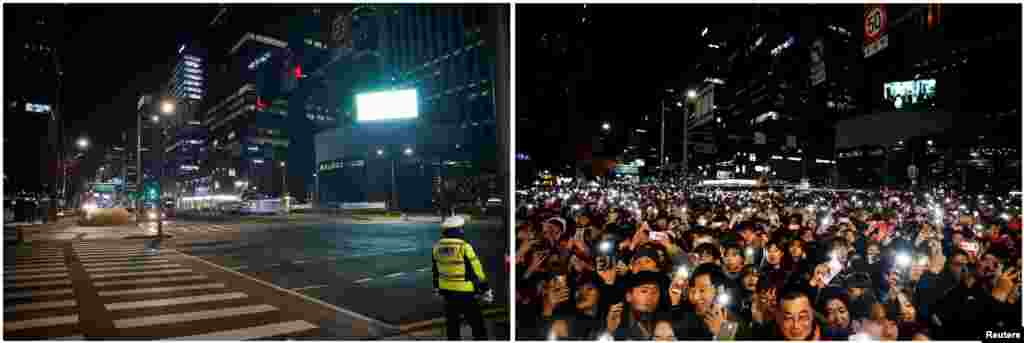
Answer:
[
  {"xmin": 82, "ymin": 259, "xmax": 172, "ymax": 267},
  {"xmin": 4, "ymin": 288, "xmax": 74, "ymax": 300},
  {"xmin": 291, "ymin": 284, "xmax": 328, "ymax": 291},
  {"xmin": 8, "ymin": 272, "xmax": 70, "ymax": 281},
  {"xmin": 416, "ymin": 267, "xmax": 431, "ymax": 272},
  {"xmin": 163, "ymin": 320, "xmax": 318, "ymax": 340},
  {"xmin": 85, "ymin": 264, "xmax": 184, "ymax": 273},
  {"xmin": 267, "ymin": 263, "xmax": 281, "ymax": 267},
  {"xmin": 105, "ymin": 292, "xmax": 248, "ymax": 311},
  {"xmin": 93, "ymin": 275, "xmax": 208, "ymax": 287},
  {"xmin": 384, "ymin": 272, "xmax": 405, "ymax": 278},
  {"xmin": 231, "ymin": 265, "xmax": 248, "ymax": 270},
  {"xmin": 6, "ymin": 279, "xmax": 73, "ymax": 288},
  {"xmin": 4, "ymin": 299, "xmax": 77, "ymax": 313},
  {"xmin": 3, "ymin": 315, "xmax": 78, "ymax": 333},
  {"xmin": 90, "ymin": 268, "xmax": 194, "ymax": 279},
  {"xmin": 293, "ymin": 260, "xmax": 308, "ymax": 264},
  {"xmin": 113, "ymin": 304, "xmax": 278, "ymax": 329},
  {"xmin": 354, "ymin": 278, "xmax": 373, "ymax": 284},
  {"xmin": 4, "ymin": 266, "xmax": 69, "ymax": 274},
  {"xmin": 98, "ymin": 283, "xmax": 226, "ymax": 297}
]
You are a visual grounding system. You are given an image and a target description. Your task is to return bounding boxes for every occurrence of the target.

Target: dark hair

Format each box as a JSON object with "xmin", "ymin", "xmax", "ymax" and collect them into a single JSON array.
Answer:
[
  {"xmin": 817, "ymin": 288, "xmax": 851, "ymax": 314},
  {"xmin": 742, "ymin": 264, "xmax": 761, "ymax": 278},
  {"xmin": 694, "ymin": 243, "xmax": 722, "ymax": 261},
  {"xmin": 765, "ymin": 237, "xmax": 787, "ymax": 251},
  {"xmin": 778, "ymin": 287, "xmax": 812, "ymax": 308},
  {"xmin": 689, "ymin": 263, "xmax": 729, "ymax": 289},
  {"xmin": 721, "ymin": 241, "xmax": 742, "ymax": 257}
]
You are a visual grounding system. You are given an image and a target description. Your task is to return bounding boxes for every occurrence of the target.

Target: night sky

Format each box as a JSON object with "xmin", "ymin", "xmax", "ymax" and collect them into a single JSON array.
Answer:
[{"xmin": 59, "ymin": 5, "xmax": 218, "ymax": 147}]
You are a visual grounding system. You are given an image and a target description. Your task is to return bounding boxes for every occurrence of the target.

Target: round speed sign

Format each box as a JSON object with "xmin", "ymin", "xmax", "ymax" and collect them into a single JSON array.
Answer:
[{"xmin": 865, "ymin": 6, "xmax": 887, "ymax": 40}]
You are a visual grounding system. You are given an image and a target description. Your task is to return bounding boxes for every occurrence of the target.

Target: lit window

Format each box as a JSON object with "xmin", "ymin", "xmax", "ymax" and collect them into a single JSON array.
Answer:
[
  {"xmin": 185, "ymin": 67, "xmax": 203, "ymax": 74},
  {"xmin": 184, "ymin": 61, "xmax": 200, "ymax": 68},
  {"xmin": 185, "ymin": 74, "xmax": 203, "ymax": 81}
]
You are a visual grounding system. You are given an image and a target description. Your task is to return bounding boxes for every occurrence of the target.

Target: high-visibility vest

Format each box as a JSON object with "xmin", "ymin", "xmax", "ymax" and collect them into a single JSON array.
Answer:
[{"xmin": 433, "ymin": 238, "xmax": 487, "ymax": 292}]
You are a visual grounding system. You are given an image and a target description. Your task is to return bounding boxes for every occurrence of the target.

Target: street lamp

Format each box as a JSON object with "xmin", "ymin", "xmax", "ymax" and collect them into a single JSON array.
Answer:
[
  {"xmin": 404, "ymin": 147, "xmax": 414, "ymax": 156},
  {"xmin": 161, "ymin": 101, "xmax": 175, "ymax": 115},
  {"xmin": 377, "ymin": 149, "xmax": 384, "ymax": 156},
  {"xmin": 601, "ymin": 122, "xmax": 611, "ymax": 131},
  {"xmin": 151, "ymin": 115, "xmax": 159, "ymax": 123},
  {"xmin": 76, "ymin": 137, "xmax": 89, "ymax": 149},
  {"xmin": 687, "ymin": 89, "xmax": 697, "ymax": 99}
]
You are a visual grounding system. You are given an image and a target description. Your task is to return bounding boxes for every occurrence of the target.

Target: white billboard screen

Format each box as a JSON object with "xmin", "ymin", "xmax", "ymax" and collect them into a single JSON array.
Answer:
[{"xmin": 356, "ymin": 89, "xmax": 418, "ymax": 121}]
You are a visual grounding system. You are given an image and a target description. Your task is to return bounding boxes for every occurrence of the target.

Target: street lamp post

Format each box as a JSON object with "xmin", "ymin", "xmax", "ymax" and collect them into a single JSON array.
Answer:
[
  {"xmin": 280, "ymin": 161, "xmax": 288, "ymax": 215},
  {"xmin": 155, "ymin": 100, "xmax": 174, "ymax": 237}
]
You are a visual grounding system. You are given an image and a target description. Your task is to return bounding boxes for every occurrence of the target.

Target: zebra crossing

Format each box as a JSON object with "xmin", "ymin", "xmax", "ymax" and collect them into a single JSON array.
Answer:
[
  {"xmin": 163, "ymin": 223, "xmax": 239, "ymax": 235},
  {"xmin": 3, "ymin": 243, "xmax": 81, "ymax": 338},
  {"xmin": 4, "ymin": 241, "xmax": 325, "ymax": 339},
  {"xmin": 69, "ymin": 241, "xmax": 321, "ymax": 339}
]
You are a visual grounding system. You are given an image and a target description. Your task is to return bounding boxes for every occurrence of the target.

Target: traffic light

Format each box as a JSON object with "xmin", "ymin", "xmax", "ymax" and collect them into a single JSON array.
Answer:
[{"xmin": 144, "ymin": 182, "xmax": 160, "ymax": 202}]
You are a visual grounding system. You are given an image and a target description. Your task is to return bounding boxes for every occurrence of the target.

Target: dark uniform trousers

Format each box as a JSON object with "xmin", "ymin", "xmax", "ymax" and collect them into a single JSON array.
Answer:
[{"xmin": 441, "ymin": 289, "xmax": 487, "ymax": 340}]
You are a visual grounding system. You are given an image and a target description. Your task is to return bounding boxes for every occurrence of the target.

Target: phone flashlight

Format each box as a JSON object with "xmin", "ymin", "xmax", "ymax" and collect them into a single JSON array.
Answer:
[
  {"xmin": 716, "ymin": 285, "xmax": 730, "ymax": 306},
  {"xmin": 676, "ymin": 266, "xmax": 690, "ymax": 279},
  {"xmin": 600, "ymin": 241, "xmax": 613, "ymax": 253},
  {"xmin": 896, "ymin": 253, "xmax": 911, "ymax": 268}
]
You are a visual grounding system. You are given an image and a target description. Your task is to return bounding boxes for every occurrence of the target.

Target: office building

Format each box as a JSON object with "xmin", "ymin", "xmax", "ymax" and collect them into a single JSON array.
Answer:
[
  {"xmin": 3, "ymin": 5, "xmax": 65, "ymax": 196},
  {"xmin": 313, "ymin": 5, "xmax": 503, "ymax": 210}
]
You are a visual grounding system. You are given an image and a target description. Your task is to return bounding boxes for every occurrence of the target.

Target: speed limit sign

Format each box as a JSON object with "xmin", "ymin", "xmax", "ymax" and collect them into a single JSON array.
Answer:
[
  {"xmin": 863, "ymin": 4, "xmax": 889, "ymax": 58},
  {"xmin": 864, "ymin": 5, "xmax": 887, "ymax": 43}
]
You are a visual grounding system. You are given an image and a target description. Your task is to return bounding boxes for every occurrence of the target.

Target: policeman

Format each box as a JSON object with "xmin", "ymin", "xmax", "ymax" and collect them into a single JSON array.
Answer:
[{"xmin": 433, "ymin": 215, "xmax": 492, "ymax": 340}]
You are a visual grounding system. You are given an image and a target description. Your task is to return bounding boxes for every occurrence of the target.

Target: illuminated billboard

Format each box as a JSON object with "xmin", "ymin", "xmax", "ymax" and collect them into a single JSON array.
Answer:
[
  {"xmin": 356, "ymin": 89, "xmax": 418, "ymax": 122},
  {"xmin": 884, "ymin": 79, "xmax": 936, "ymax": 110}
]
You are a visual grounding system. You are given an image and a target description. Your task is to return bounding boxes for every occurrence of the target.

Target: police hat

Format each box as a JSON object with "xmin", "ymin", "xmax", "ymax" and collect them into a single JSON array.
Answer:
[{"xmin": 442, "ymin": 216, "xmax": 466, "ymax": 229}]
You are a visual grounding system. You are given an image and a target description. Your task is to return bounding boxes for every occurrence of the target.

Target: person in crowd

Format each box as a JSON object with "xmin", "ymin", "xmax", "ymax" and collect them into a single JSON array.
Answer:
[
  {"xmin": 721, "ymin": 242, "xmax": 747, "ymax": 284},
  {"xmin": 602, "ymin": 271, "xmax": 669, "ymax": 340},
  {"xmin": 675, "ymin": 264, "xmax": 753, "ymax": 339},
  {"xmin": 818, "ymin": 288, "xmax": 855, "ymax": 339}
]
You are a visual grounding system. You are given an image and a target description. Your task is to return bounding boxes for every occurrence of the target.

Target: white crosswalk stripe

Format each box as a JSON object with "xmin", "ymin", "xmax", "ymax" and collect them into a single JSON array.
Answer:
[
  {"xmin": 4, "ymin": 299, "xmax": 77, "ymax": 313},
  {"xmin": 93, "ymin": 274, "xmax": 209, "ymax": 287},
  {"xmin": 5, "ymin": 262, "xmax": 67, "ymax": 269},
  {"xmin": 90, "ymin": 268, "xmax": 194, "ymax": 279},
  {"xmin": 105, "ymin": 292, "xmax": 248, "ymax": 310},
  {"xmin": 8, "ymin": 272, "xmax": 70, "ymax": 281},
  {"xmin": 85, "ymin": 264, "xmax": 183, "ymax": 273},
  {"xmin": 3, "ymin": 315, "xmax": 78, "ymax": 333},
  {"xmin": 4, "ymin": 266, "xmax": 69, "ymax": 274},
  {"xmin": 163, "ymin": 320, "xmax": 318, "ymax": 340},
  {"xmin": 6, "ymin": 278, "xmax": 72, "ymax": 288},
  {"xmin": 113, "ymin": 304, "xmax": 277, "ymax": 329},
  {"xmin": 4, "ymin": 288, "xmax": 74, "ymax": 300},
  {"xmin": 98, "ymin": 283, "xmax": 225, "ymax": 297},
  {"xmin": 82, "ymin": 259, "xmax": 172, "ymax": 268}
]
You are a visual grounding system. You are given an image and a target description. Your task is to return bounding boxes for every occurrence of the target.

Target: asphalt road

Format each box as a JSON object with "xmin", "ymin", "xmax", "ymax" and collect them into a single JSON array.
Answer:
[{"xmin": 169, "ymin": 219, "xmax": 510, "ymax": 326}]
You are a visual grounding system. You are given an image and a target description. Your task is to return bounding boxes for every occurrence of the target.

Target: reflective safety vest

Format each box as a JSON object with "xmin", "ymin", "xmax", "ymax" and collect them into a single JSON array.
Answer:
[{"xmin": 432, "ymin": 238, "xmax": 487, "ymax": 293}]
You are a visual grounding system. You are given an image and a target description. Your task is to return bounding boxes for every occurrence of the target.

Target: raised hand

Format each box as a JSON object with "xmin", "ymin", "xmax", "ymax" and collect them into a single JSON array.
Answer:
[
  {"xmin": 704, "ymin": 304, "xmax": 727, "ymax": 337},
  {"xmin": 607, "ymin": 302, "xmax": 624, "ymax": 333},
  {"xmin": 992, "ymin": 267, "xmax": 1020, "ymax": 303}
]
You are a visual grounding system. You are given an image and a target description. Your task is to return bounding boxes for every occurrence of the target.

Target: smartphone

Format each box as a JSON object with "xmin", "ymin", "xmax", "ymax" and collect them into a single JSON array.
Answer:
[
  {"xmin": 596, "ymin": 255, "xmax": 616, "ymax": 272},
  {"xmin": 649, "ymin": 231, "xmax": 667, "ymax": 241},
  {"xmin": 823, "ymin": 257, "xmax": 844, "ymax": 286},
  {"xmin": 574, "ymin": 228, "xmax": 586, "ymax": 241},
  {"xmin": 960, "ymin": 241, "xmax": 979, "ymax": 259}
]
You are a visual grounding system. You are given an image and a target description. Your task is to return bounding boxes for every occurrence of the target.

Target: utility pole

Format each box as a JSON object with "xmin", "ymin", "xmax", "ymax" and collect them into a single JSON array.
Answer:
[{"xmin": 136, "ymin": 97, "xmax": 144, "ymax": 224}]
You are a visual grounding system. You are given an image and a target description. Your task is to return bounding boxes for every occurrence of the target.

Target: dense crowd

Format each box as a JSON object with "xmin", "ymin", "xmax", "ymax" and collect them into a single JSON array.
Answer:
[{"xmin": 514, "ymin": 182, "xmax": 1022, "ymax": 340}]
